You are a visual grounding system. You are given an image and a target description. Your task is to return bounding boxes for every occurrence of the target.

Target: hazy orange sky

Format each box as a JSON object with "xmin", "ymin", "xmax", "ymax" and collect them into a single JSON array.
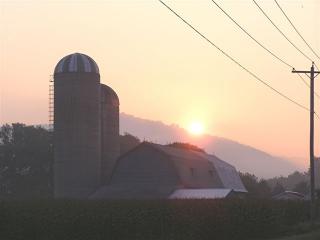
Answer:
[{"xmin": 1, "ymin": 0, "xmax": 320, "ymax": 165}]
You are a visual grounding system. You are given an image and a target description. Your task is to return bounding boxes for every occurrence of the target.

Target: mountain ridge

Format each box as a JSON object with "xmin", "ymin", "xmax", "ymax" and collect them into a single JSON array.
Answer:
[{"xmin": 120, "ymin": 112, "xmax": 304, "ymax": 178}]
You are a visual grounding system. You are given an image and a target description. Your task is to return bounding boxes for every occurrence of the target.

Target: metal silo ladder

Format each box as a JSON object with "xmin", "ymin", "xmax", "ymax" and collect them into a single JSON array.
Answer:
[{"xmin": 49, "ymin": 75, "xmax": 54, "ymax": 131}]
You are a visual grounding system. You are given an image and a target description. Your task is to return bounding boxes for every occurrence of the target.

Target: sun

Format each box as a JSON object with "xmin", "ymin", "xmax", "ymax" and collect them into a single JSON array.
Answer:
[{"xmin": 188, "ymin": 122, "xmax": 205, "ymax": 135}]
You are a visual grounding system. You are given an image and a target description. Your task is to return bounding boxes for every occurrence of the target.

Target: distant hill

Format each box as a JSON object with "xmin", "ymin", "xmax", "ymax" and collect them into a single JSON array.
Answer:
[{"xmin": 120, "ymin": 113, "xmax": 304, "ymax": 179}]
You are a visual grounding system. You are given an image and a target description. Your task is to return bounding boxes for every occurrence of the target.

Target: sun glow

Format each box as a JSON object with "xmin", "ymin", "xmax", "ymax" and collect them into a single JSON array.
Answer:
[{"xmin": 188, "ymin": 122, "xmax": 205, "ymax": 135}]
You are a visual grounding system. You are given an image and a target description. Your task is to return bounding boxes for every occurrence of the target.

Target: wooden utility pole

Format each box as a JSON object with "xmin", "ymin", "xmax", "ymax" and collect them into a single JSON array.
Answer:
[{"xmin": 292, "ymin": 62, "xmax": 320, "ymax": 223}]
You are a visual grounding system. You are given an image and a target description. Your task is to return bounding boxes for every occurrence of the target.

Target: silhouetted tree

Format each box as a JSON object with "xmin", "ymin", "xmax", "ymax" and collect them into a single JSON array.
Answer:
[
  {"xmin": 272, "ymin": 182, "xmax": 285, "ymax": 196},
  {"xmin": 119, "ymin": 133, "xmax": 140, "ymax": 155},
  {"xmin": 292, "ymin": 181, "xmax": 309, "ymax": 195},
  {"xmin": 0, "ymin": 123, "xmax": 53, "ymax": 198},
  {"xmin": 266, "ymin": 171, "xmax": 309, "ymax": 190},
  {"xmin": 166, "ymin": 142, "xmax": 206, "ymax": 153},
  {"xmin": 240, "ymin": 172, "xmax": 272, "ymax": 198},
  {"xmin": 240, "ymin": 172, "xmax": 259, "ymax": 197},
  {"xmin": 258, "ymin": 180, "xmax": 272, "ymax": 198}
]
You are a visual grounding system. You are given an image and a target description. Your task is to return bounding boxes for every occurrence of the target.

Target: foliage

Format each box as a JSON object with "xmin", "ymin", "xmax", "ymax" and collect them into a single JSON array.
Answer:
[
  {"xmin": 0, "ymin": 199, "xmax": 311, "ymax": 240},
  {"xmin": 239, "ymin": 172, "xmax": 272, "ymax": 198},
  {"xmin": 119, "ymin": 132, "xmax": 140, "ymax": 155},
  {"xmin": 293, "ymin": 181, "xmax": 309, "ymax": 195},
  {"xmin": 258, "ymin": 179, "xmax": 272, "ymax": 198},
  {"xmin": 0, "ymin": 123, "xmax": 53, "ymax": 199},
  {"xmin": 272, "ymin": 182, "xmax": 286, "ymax": 196},
  {"xmin": 267, "ymin": 171, "xmax": 309, "ymax": 192},
  {"xmin": 241, "ymin": 171, "xmax": 311, "ymax": 198},
  {"xmin": 166, "ymin": 142, "xmax": 206, "ymax": 153}
]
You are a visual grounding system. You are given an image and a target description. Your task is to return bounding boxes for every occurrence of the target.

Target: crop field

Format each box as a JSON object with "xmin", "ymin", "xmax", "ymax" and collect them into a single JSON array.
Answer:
[
  {"xmin": 272, "ymin": 229, "xmax": 320, "ymax": 240},
  {"xmin": 0, "ymin": 199, "xmax": 313, "ymax": 240}
]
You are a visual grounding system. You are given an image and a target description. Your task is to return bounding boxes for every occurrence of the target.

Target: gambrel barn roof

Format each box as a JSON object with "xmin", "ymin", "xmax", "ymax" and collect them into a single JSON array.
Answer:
[{"xmin": 91, "ymin": 142, "xmax": 246, "ymax": 199}]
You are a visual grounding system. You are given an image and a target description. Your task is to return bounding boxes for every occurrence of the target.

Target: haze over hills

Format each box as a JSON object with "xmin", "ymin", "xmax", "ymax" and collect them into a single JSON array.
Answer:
[{"xmin": 120, "ymin": 113, "xmax": 305, "ymax": 179}]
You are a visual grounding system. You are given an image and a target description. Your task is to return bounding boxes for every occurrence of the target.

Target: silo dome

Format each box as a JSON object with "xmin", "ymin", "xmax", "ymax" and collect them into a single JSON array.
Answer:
[
  {"xmin": 54, "ymin": 53, "xmax": 99, "ymax": 75},
  {"xmin": 101, "ymin": 84, "xmax": 119, "ymax": 106}
]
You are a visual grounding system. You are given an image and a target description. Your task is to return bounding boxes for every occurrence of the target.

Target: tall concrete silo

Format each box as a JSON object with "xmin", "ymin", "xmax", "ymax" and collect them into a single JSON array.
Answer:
[
  {"xmin": 100, "ymin": 84, "xmax": 120, "ymax": 184},
  {"xmin": 53, "ymin": 53, "xmax": 101, "ymax": 198}
]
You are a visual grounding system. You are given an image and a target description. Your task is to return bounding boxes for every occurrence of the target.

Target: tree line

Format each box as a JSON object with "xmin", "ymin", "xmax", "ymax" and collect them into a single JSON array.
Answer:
[{"xmin": 0, "ymin": 123, "xmax": 309, "ymax": 199}]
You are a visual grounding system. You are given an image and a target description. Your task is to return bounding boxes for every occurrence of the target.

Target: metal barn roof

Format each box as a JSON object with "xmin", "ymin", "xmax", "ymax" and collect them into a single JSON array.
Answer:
[
  {"xmin": 149, "ymin": 143, "xmax": 247, "ymax": 192},
  {"xmin": 169, "ymin": 189, "xmax": 233, "ymax": 199},
  {"xmin": 194, "ymin": 152, "xmax": 246, "ymax": 191}
]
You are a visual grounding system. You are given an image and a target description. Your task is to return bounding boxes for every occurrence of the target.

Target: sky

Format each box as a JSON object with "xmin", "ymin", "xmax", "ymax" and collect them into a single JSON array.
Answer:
[{"xmin": 1, "ymin": 0, "xmax": 320, "ymax": 165}]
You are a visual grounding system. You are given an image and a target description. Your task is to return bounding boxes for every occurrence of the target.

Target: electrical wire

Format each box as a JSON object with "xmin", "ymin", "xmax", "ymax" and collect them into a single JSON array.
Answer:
[
  {"xmin": 274, "ymin": 0, "xmax": 320, "ymax": 62},
  {"xmin": 210, "ymin": 0, "xmax": 293, "ymax": 69},
  {"xmin": 158, "ymin": 0, "xmax": 313, "ymax": 115},
  {"xmin": 253, "ymin": 0, "xmax": 314, "ymax": 63},
  {"xmin": 297, "ymin": 73, "xmax": 320, "ymax": 99},
  {"xmin": 210, "ymin": 0, "xmax": 319, "ymax": 99}
]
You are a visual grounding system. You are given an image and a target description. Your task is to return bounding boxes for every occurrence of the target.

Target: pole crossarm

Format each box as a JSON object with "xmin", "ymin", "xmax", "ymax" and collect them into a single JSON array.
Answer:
[
  {"xmin": 292, "ymin": 68, "xmax": 320, "ymax": 79},
  {"xmin": 292, "ymin": 70, "xmax": 320, "ymax": 74}
]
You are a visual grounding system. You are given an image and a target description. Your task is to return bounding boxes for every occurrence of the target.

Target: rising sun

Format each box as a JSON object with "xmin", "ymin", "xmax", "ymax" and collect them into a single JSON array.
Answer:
[{"xmin": 188, "ymin": 122, "xmax": 205, "ymax": 135}]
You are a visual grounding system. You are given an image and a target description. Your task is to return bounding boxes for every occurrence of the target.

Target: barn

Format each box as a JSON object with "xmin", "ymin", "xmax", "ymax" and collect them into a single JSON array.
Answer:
[
  {"xmin": 91, "ymin": 142, "xmax": 247, "ymax": 199},
  {"xmin": 53, "ymin": 53, "xmax": 246, "ymax": 199}
]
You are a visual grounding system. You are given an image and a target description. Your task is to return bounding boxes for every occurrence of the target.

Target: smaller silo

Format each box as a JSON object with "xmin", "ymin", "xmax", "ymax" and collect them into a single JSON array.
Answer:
[{"xmin": 100, "ymin": 84, "xmax": 120, "ymax": 184}]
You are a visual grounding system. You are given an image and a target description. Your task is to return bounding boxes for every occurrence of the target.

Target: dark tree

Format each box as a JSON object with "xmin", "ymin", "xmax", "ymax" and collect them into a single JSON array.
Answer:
[
  {"xmin": 0, "ymin": 123, "xmax": 53, "ymax": 199},
  {"xmin": 272, "ymin": 182, "xmax": 285, "ymax": 196},
  {"xmin": 166, "ymin": 142, "xmax": 206, "ymax": 153},
  {"xmin": 119, "ymin": 132, "xmax": 140, "ymax": 155},
  {"xmin": 258, "ymin": 179, "xmax": 272, "ymax": 198},
  {"xmin": 266, "ymin": 171, "xmax": 309, "ymax": 190},
  {"xmin": 240, "ymin": 172, "xmax": 272, "ymax": 198},
  {"xmin": 292, "ymin": 181, "xmax": 309, "ymax": 195},
  {"xmin": 239, "ymin": 172, "xmax": 259, "ymax": 198}
]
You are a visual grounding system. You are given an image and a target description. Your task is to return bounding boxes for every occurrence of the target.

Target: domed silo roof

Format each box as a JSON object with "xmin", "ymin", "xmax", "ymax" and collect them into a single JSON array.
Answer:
[
  {"xmin": 101, "ymin": 84, "xmax": 119, "ymax": 106},
  {"xmin": 54, "ymin": 53, "xmax": 99, "ymax": 75}
]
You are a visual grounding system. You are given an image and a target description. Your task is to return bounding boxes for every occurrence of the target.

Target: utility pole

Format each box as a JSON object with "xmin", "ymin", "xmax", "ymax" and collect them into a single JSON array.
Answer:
[{"xmin": 292, "ymin": 62, "xmax": 320, "ymax": 223}]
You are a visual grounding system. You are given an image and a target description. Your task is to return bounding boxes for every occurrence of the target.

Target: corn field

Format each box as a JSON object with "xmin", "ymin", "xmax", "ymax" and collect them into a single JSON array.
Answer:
[{"xmin": 0, "ymin": 199, "xmax": 312, "ymax": 240}]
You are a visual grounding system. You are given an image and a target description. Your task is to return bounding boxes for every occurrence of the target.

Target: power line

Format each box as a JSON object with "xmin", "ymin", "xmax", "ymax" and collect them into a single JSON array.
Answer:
[
  {"xmin": 210, "ymin": 0, "xmax": 293, "ymax": 68},
  {"xmin": 274, "ymin": 0, "xmax": 320, "ymax": 62},
  {"xmin": 210, "ymin": 0, "xmax": 319, "ymax": 99},
  {"xmin": 298, "ymin": 73, "xmax": 311, "ymax": 88},
  {"xmin": 253, "ymin": 0, "xmax": 314, "ymax": 63},
  {"xmin": 158, "ymin": 0, "xmax": 311, "ymax": 114},
  {"xmin": 297, "ymin": 73, "xmax": 320, "ymax": 99}
]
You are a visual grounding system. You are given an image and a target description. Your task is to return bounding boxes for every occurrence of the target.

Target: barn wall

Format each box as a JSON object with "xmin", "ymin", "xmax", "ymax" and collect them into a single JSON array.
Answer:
[{"xmin": 110, "ymin": 145, "xmax": 179, "ymax": 198}]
